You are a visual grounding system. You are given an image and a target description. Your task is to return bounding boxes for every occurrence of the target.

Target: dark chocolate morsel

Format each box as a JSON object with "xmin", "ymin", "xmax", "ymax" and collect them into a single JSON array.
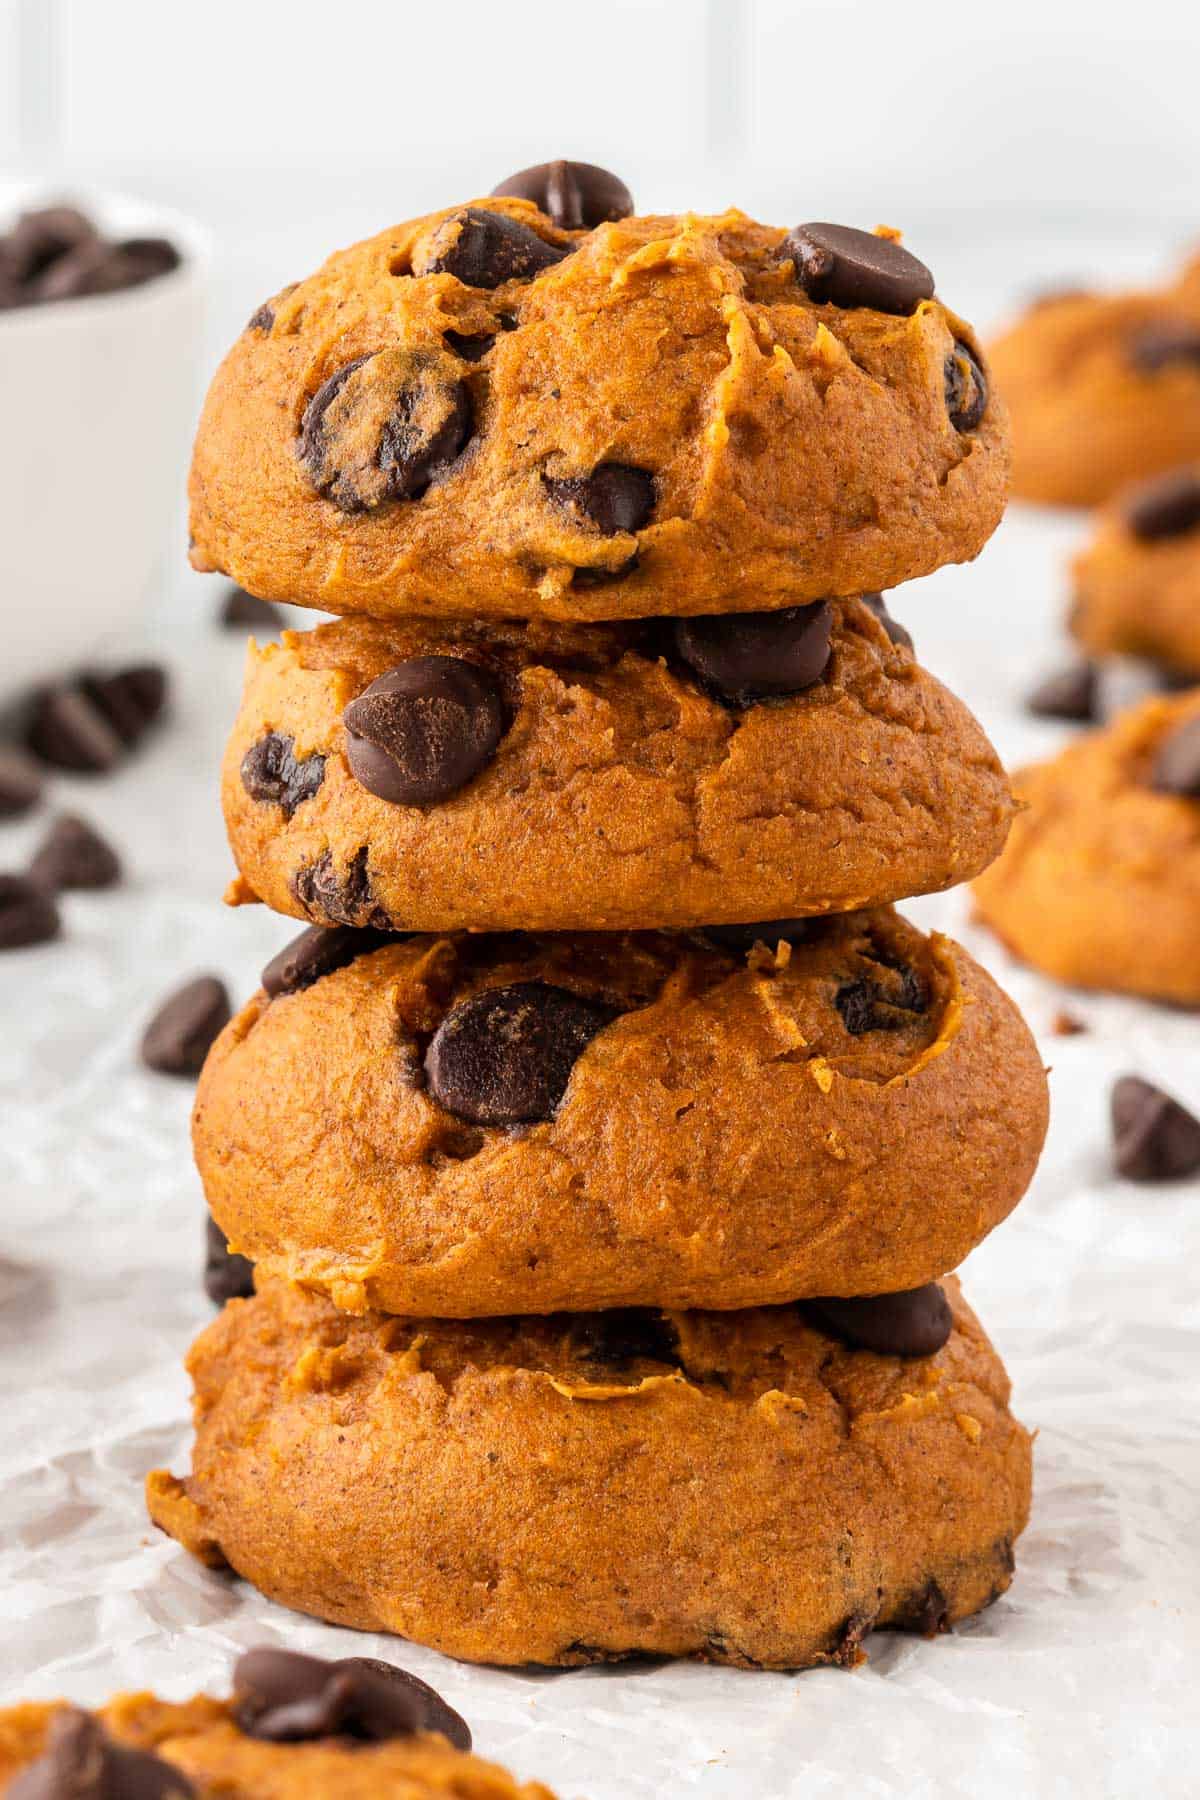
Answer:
[
  {"xmin": 1026, "ymin": 661, "xmax": 1098, "ymax": 723},
  {"xmin": 247, "ymin": 301, "xmax": 275, "ymax": 332},
  {"xmin": 232, "ymin": 1647, "xmax": 426, "ymax": 1745},
  {"xmin": 6, "ymin": 205, "xmax": 96, "ymax": 283},
  {"xmin": 806, "ymin": 1284, "xmax": 953, "ymax": 1357},
  {"xmin": 291, "ymin": 846, "xmax": 391, "ymax": 930},
  {"xmin": 1150, "ymin": 715, "xmax": 1200, "ymax": 796},
  {"xmin": 443, "ymin": 328, "xmax": 496, "ymax": 362},
  {"xmin": 0, "ymin": 873, "xmax": 60, "ymax": 951},
  {"xmin": 81, "ymin": 664, "xmax": 169, "ymax": 743},
  {"xmin": 8, "ymin": 1706, "xmax": 194, "ymax": 1800},
  {"xmin": 544, "ymin": 463, "xmax": 656, "ymax": 535},
  {"xmin": 1111, "ymin": 1075, "xmax": 1200, "ymax": 1181},
  {"xmin": 898, "ymin": 1578, "xmax": 951, "ymax": 1638},
  {"xmin": 785, "ymin": 222, "xmax": 934, "ymax": 314},
  {"xmin": 240, "ymin": 733, "xmax": 325, "ymax": 817},
  {"xmin": 261, "ymin": 923, "xmax": 399, "ymax": 999},
  {"xmin": 342, "ymin": 656, "xmax": 505, "ymax": 806},
  {"xmin": 425, "ymin": 981, "xmax": 616, "ymax": 1125},
  {"xmin": 416, "ymin": 207, "xmax": 569, "ymax": 288},
  {"xmin": 1127, "ymin": 320, "xmax": 1200, "ymax": 373},
  {"xmin": 343, "ymin": 1659, "xmax": 472, "ymax": 1750},
  {"xmin": 835, "ymin": 963, "xmax": 927, "ymax": 1035},
  {"xmin": 34, "ymin": 235, "xmax": 177, "ymax": 302},
  {"xmin": 28, "ymin": 814, "xmax": 121, "ymax": 892},
  {"xmin": 944, "ymin": 339, "xmax": 989, "ymax": 431},
  {"xmin": 26, "ymin": 686, "xmax": 124, "ymax": 773},
  {"xmin": 141, "ymin": 975, "xmax": 231, "ymax": 1077},
  {"xmin": 204, "ymin": 1214, "xmax": 255, "ymax": 1306},
  {"xmin": 298, "ymin": 351, "xmax": 472, "ymax": 513},
  {"xmin": 1124, "ymin": 469, "xmax": 1200, "ymax": 542},
  {"xmin": 704, "ymin": 919, "xmax": 816, "ymax": 952},
  {"xmin": 220, "ymin": 586, "xmax": 284, "ymax": 632},
  {"xmin": 573, "ymin": 1309, "xmax": 679, "ymax": 1368},
  {"xmin": 491, "ymin": 160, "xmax": 634, "ymax": 231},
  {"xmin": 860, "ymin": 592, "xmax": 914, "ymax": 653},
  {"xmin": 0, "ymin": 745, "xmax": 44, "ymax": 817},
  {"xmin": 673, "ymin": 603, "xmax": 833, "ymax": 705}
]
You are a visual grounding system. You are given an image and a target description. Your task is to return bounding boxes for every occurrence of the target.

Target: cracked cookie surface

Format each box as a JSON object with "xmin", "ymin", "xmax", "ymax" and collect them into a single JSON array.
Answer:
[
  {"xmin": 189, "ymin": 202, "xmax": 1007, "ymax": 621},
  {"xmin": 973, "ymin": 692, "xmax": 1200, "ymax": 1002},
  {"xmin": 146, "ymin": 1275, "xmax": 1031, "ymax": 1670},
  {"xmin": 222, "ymin": 596, "xmax": 1016, "ymax": 932},
  {"xmin": 192, "ymin": 911, "xmax": 1048, "ymax": 1316}
]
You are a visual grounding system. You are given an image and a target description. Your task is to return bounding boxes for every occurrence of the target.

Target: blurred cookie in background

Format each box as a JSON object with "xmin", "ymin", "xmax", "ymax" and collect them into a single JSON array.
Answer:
[{"xmin": 1071, "ymin": 468, "xmax": 1200, "ymax": 684}]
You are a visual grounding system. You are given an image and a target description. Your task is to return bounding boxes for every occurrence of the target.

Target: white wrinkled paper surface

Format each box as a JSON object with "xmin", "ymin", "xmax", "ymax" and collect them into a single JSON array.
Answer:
[{"xmin": 2, "ymin": 504, "xmax": 1198, "ymax": 1799}]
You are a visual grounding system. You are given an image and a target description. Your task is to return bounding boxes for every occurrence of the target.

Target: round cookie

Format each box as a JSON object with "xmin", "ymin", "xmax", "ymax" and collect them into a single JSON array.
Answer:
[
  {"xmin": 0, "ymin": 1659, "xmax": 550, "ymax": 1799},
  {"xmin": 972, "ymin": 692, "xmax": 1200, "ymax": 1002},
  {"xmin": 222, "ymin": 595, "xmax": 1016, "ymax": 933},
  {"xmin": 988, "ymin": 287, "xmax": 1200, "ymax": 507},
  {"xmin": 188, "ymin": 197, "xmax": 1007, "ymax": 622},
  {"xmin": 146, "ymin": 1275, "xmax": 1031, "ymax": 1670},
  {"xmin": 1071, "ymin": 468, "xmax": 1200, "ymax": 677},
  {"xmin": 193, "ymin": 910, "xmax": 1048, "ymax": 1317}
]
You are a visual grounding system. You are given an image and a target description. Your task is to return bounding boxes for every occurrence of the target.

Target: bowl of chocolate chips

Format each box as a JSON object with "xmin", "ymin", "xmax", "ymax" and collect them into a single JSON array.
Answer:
[{"xmin": 0, "ymin": 184, "xmax": 207, "ymax": 698}]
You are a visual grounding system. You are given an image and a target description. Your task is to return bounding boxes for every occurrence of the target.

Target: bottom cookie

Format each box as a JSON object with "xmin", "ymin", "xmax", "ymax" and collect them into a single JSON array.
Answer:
[{"xmin": 147, "ymin": 1278, "xmax": 1031, "ymax": 1671}]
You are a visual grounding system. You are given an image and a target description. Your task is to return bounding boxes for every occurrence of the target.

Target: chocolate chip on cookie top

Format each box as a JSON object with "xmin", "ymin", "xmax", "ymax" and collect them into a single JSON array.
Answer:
[
  {"xmin": 412, "ymin": 206, "xmax": 569, "ymax": 287},
  {"xmin": 341, "ymin": 655, "xmax": 506, "ymax": 805},
  {"xmin": 673, "ymin": 603, "xmax": 834, "ymax": 705},
  {"xmin": 298, "ymin": 349, "xmax": 473, "ymax": 514},
  {"xmin": 784, "ymin": 221, "xmax": 935, "ymax": 314},
  {"xmin": 1149, "ymin": 714, "xmax": 1200, "ymax": 796},
  {"xmin": 240, "ymin": 732, "xmax": 325, "ymax": 816},
  {"xmin": 806, "ymin": 1284, "xmax": 954, "ymax": 1357},
  {"xmin": 8, "ymin": 1707, "xmax": 193, "ymax": 1800},
  {"xmin": 232, "ymin": 1646, "xmax": 469, "ymax": 1747},
  {"xmin": 1123, "ymin": 468, "xmax": 1200, "ymax": 541},
  {"xmin": 491, "ymin": 159, "xmax": 634, "ymax": 230},
  {"xmin": 944, "ymin": 338, "xmax": 989, "ymax": 432},
  {"xmin": 425, "ymin": 981, "xmax": 617, "ymax": 1125},
  {"xmin": 543, "ymin": 462, "xmax": 656, "ymax": 535},
  {"xmin": 261, "ymin": 923, "xmax": 404, "ymax": 999}
]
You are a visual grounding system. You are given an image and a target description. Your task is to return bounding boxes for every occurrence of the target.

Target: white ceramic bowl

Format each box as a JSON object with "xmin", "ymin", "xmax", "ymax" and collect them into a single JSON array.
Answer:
[{"xmin": 0, "ymin": 182, "xmax": 209, "ymax": 700}]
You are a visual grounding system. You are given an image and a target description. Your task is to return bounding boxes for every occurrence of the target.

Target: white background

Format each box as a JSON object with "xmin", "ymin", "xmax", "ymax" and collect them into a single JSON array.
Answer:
[{"xmin": 1, "ymin": 4, "xmax": 1199, "ymax": 1797}]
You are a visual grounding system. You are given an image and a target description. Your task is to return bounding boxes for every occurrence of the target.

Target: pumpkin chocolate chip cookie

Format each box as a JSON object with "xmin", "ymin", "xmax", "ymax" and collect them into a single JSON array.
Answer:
[
  {"xmin": 188, "ymin": 199, "xmax": 1007, "ymax": 622},
  {"xmin": 221, "ymin": 594, "xmax": 1016, "ymax": 933},
  {"xmin": 973, "ymin": 691, "xmax": 1200, "ymax": 1002},
  {"xmin": 192, "ymin": 910, "xmax": 1048, "ymax": 1317},
  {"xmin": 0, "ymin": 1647, "xmax": 554, "ymax": 1798},
  {"xmin": 1071, "ymin": 468, "xmax": 1200, "ymax": 678},
  {"xmin": 146, "ymin": 1275, "xmax": 1031, "ymax": 1670}
]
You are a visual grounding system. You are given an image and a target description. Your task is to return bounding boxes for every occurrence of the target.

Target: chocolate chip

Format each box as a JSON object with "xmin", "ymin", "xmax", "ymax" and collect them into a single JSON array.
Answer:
[
  {"xmin": 415, "ymin": 207, "xmax": 569, "ymax": 288},
  {"xmin": 1124, "ymin": 469, "xmax": 1200, "ymax": 542},
  {"xmin": 1149, "ymin": 715, "xmax": 1200, "ymax": 796},
  {"xmin": 240, "ymin": 733, "xmax": 325, "ymax": 817},
  {"xmin": 141, "ymin": 975, "xmax": 231, "ymax": 1077},
  {"xmin": 343, "ymin": 656, "xmax": 505, "ymax": 806},
  {"xmin": 491, "ymin": 160, "xmax": 634, "ymax": 231},
  {"xmin": 860, "ymin": 592, "xmax": 914, "ymax": 653},
  {"xmin": 247, "ymin": 301, "xmax": 275, "ymax": 332},
  {"xmin": 298, "ymin": 350, "xmax": 472, "ymax": 513},
  {"xmin": 425, "ymin": 982, "xmax": 615, "ymax": 1125},
  {"xmin": 6, "ymin": 205, "xmax": 96, "ymax": 284},
  {"xmin": 1052, "ymin": 1010, "xmax": 1088, "ymax": 1037},
  {"xmin": 261, "ymin": 923, "xmax": 399, "ymax": 998},
  {"xmin": 1127, "ymin": 320, "xmax": 1200, "ymax": 373},
  {"xmin": 33, "ymin": 238, "xmax": 146, "ymax": 302},
  {"xmin": 944, "ymin": 339, "xmax": 989, "ymax": 431},
  {"xmin": 443, "ymin": 329, "xmax": 495, "ymax": 362},
  {"xmin": 233, "ymin": 1648, "xmax": 443, "ymax": 1745},
  {"xmin": 807, "ymin": 1284, "xmax": 953, "ymax": 1357},
  {"xmin": 573, "ymin": 1309, "xmax": 679, "ymax": 1367},
  {"xmin": 343, "ymin": 1660, "xmax": 471, "ymax": 1750},
  {"xmin": 204, "ymin": 1214, "xmax": 254, "ymax": 1306},
  {"xmin": 82, "ymin": 664, "xmax": 169, "ymax": 742},
  {"xmin": 1111, "ymin": 1075, "xmax": 1200, "ymax": 1181},
  {"xmin": 544, "ymin": 463, "xmax": 656, "ymax": 535},
  {"xmin": 673, "ymin": 603, "xmax": 833, "ymax": 705},
  {"xmin": 835, "ymin": 963, "xmax": 927, "ymax": 1035},
  {"xmin": 219, "ymin": 586, "xmax": 283, "ymax": 632},
  {"xmin": 291, "ymin": 846, "xmax": 391, "ymax": 930},
  {"xmin": 28, "ymin": 815, "xmax": 121, "ymax": 891},
  {"xmin": 704, "ymin": 919, "xmax": 816, "ymax": 952},
  {"xmin": 785, "ymin": 222, "xmax": 934, "ymax": 314},
  {"xmin": 1026, "ymin": 661, "xmax": 1098, "ymax": 723},
  {"xmin": 26, "ymin": 686, "xmax": 124, "ymax": 773},
  {"xmin": 0, "ymin": 873, "xmax": 60, "ymax": 950},
  {"xmin": 898, "ymin": 1578, "xmax": 951, "ymax": 1638},
  {"xmin": 8, "ymin": 1707, "xmax": 193, "ymax": 1800},
  {"xmin": 0, "ymin": 745, "xmax": 44, "ymax": 817}
]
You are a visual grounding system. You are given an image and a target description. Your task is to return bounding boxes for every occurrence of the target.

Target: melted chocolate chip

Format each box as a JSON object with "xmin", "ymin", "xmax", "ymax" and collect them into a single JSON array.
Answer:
[
  {"xmin": 835, "ymin": 961, "xmax": 927, "ymax": 1035},
  {"xmin": 1111, "ymin": 1075, "xmax": 1200, "ymax": 1181},
  {"xmin": 261, "ymin": 923, "xmax": 399, "ymax": 998},
  {"xmin": 240, "ymin": 733, "xmax": 325, "ymax": 817},
  {"xmin": 0, "ymin": 873, "xmax": 60, "ymax": 951},
  {"xmin": 204, "ymin": 1214, "xmax": 254, "ymax": 1306},
  {"xmin": 247, "ymin": 300, "xmax": 275, "ymax": 332},
  {"xmin": 298, "ymin": 350, "xmax": 472, "ymax": 513},
  {"xmin": 1123, "ymin": 469, "xmax": 1200, "ymax": 542},
  {"xmin": 291, "ymin": 846, "xmax": 391, "ymax": 930},
  {"xmin": 785, "ymin": 222, "xmax": 934, "ymax": 314},
  {"xmin": 491, "ymin": 160, "xmax": 634, "ymax": 230},
  {"xmin": 898, "ymin": 1578, "xmax": 951, "ymax": 1637},
  {"xmin": 944, "ymin": 339, "xmax": 989, "ymax": 431},
  {"xmin": 8, "ymin": 1708, "xmax": 193, "ymax": 1800},
  {"xmin": 232, "ymin": 1648, "xmax": 425, "ymax": 1745},
  {"xmin": 704, "ymin": 919, "xmax": 816, "ymax": 952},
  {"xmin": 544, "ymin": 463, "xmax": 656, "ymax": 535},
  {"xmin": 425, "ymin": 982, "xmax": 616, "ymax": 1126},
  {"xmin": 342, "ymin": 657, "xmax": 505, "ymax": 806},
  {"xmin": 1127, "ymin": 320, "xmax": 1200, "ymax": 373},
  {"xmin": 1149, "ymin": 716, "xmax": 1200, "ymax": 796},
  {"xmin": 860, "ymin": 592, "xmax": 914, "ymax": 653},
  {"xmin": 1026, "ymin": 661, "xmax": 1098, "ymax": 723},
  {"xmin": 443, "ymin": 328, "xmax": 496, "ymax": 362},
  {"xmin": 807, "ymin": 1284, "xmax": 953, "ymax": 1357},
  {"xmin": 674, "ymin": 603, "xmax": 833, "ymax": 705},
  {"xmin": 28, "ymin": 814, "xmax": 121, "ymax": 892},
  {"xmin": 416, "ymin": 207, "xmax": 569, "ymax": 288},
  {"xmin": 573, "ymin": 1309, "xmax": 680, "ymax": 1367},
  {"xmin": 141, "ymin": 976, "xmax": 231, "ymax": 1077}
]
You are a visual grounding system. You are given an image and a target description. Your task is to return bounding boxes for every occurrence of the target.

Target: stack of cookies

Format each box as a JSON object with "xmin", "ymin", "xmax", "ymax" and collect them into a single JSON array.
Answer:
[{"xmin": 149, "ymin": 165, "xmax": 1048, "ymax": 1671}]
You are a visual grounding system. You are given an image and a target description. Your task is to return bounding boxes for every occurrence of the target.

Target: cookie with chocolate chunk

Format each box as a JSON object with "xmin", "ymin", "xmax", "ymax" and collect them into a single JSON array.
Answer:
[
  {"xmin": 1071, "ymin": 468, "xmax": 1200, "ymax": 678},
  {"xmin": 192, "ymin": 911, "xmax": 1047, "ymax": 1317}
]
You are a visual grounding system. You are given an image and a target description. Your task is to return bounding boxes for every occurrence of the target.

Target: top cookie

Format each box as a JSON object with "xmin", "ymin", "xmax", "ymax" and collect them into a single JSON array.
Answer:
[{"xmin": 189, "ymin": 179, "xmax": 1008, "ymax": 623}]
